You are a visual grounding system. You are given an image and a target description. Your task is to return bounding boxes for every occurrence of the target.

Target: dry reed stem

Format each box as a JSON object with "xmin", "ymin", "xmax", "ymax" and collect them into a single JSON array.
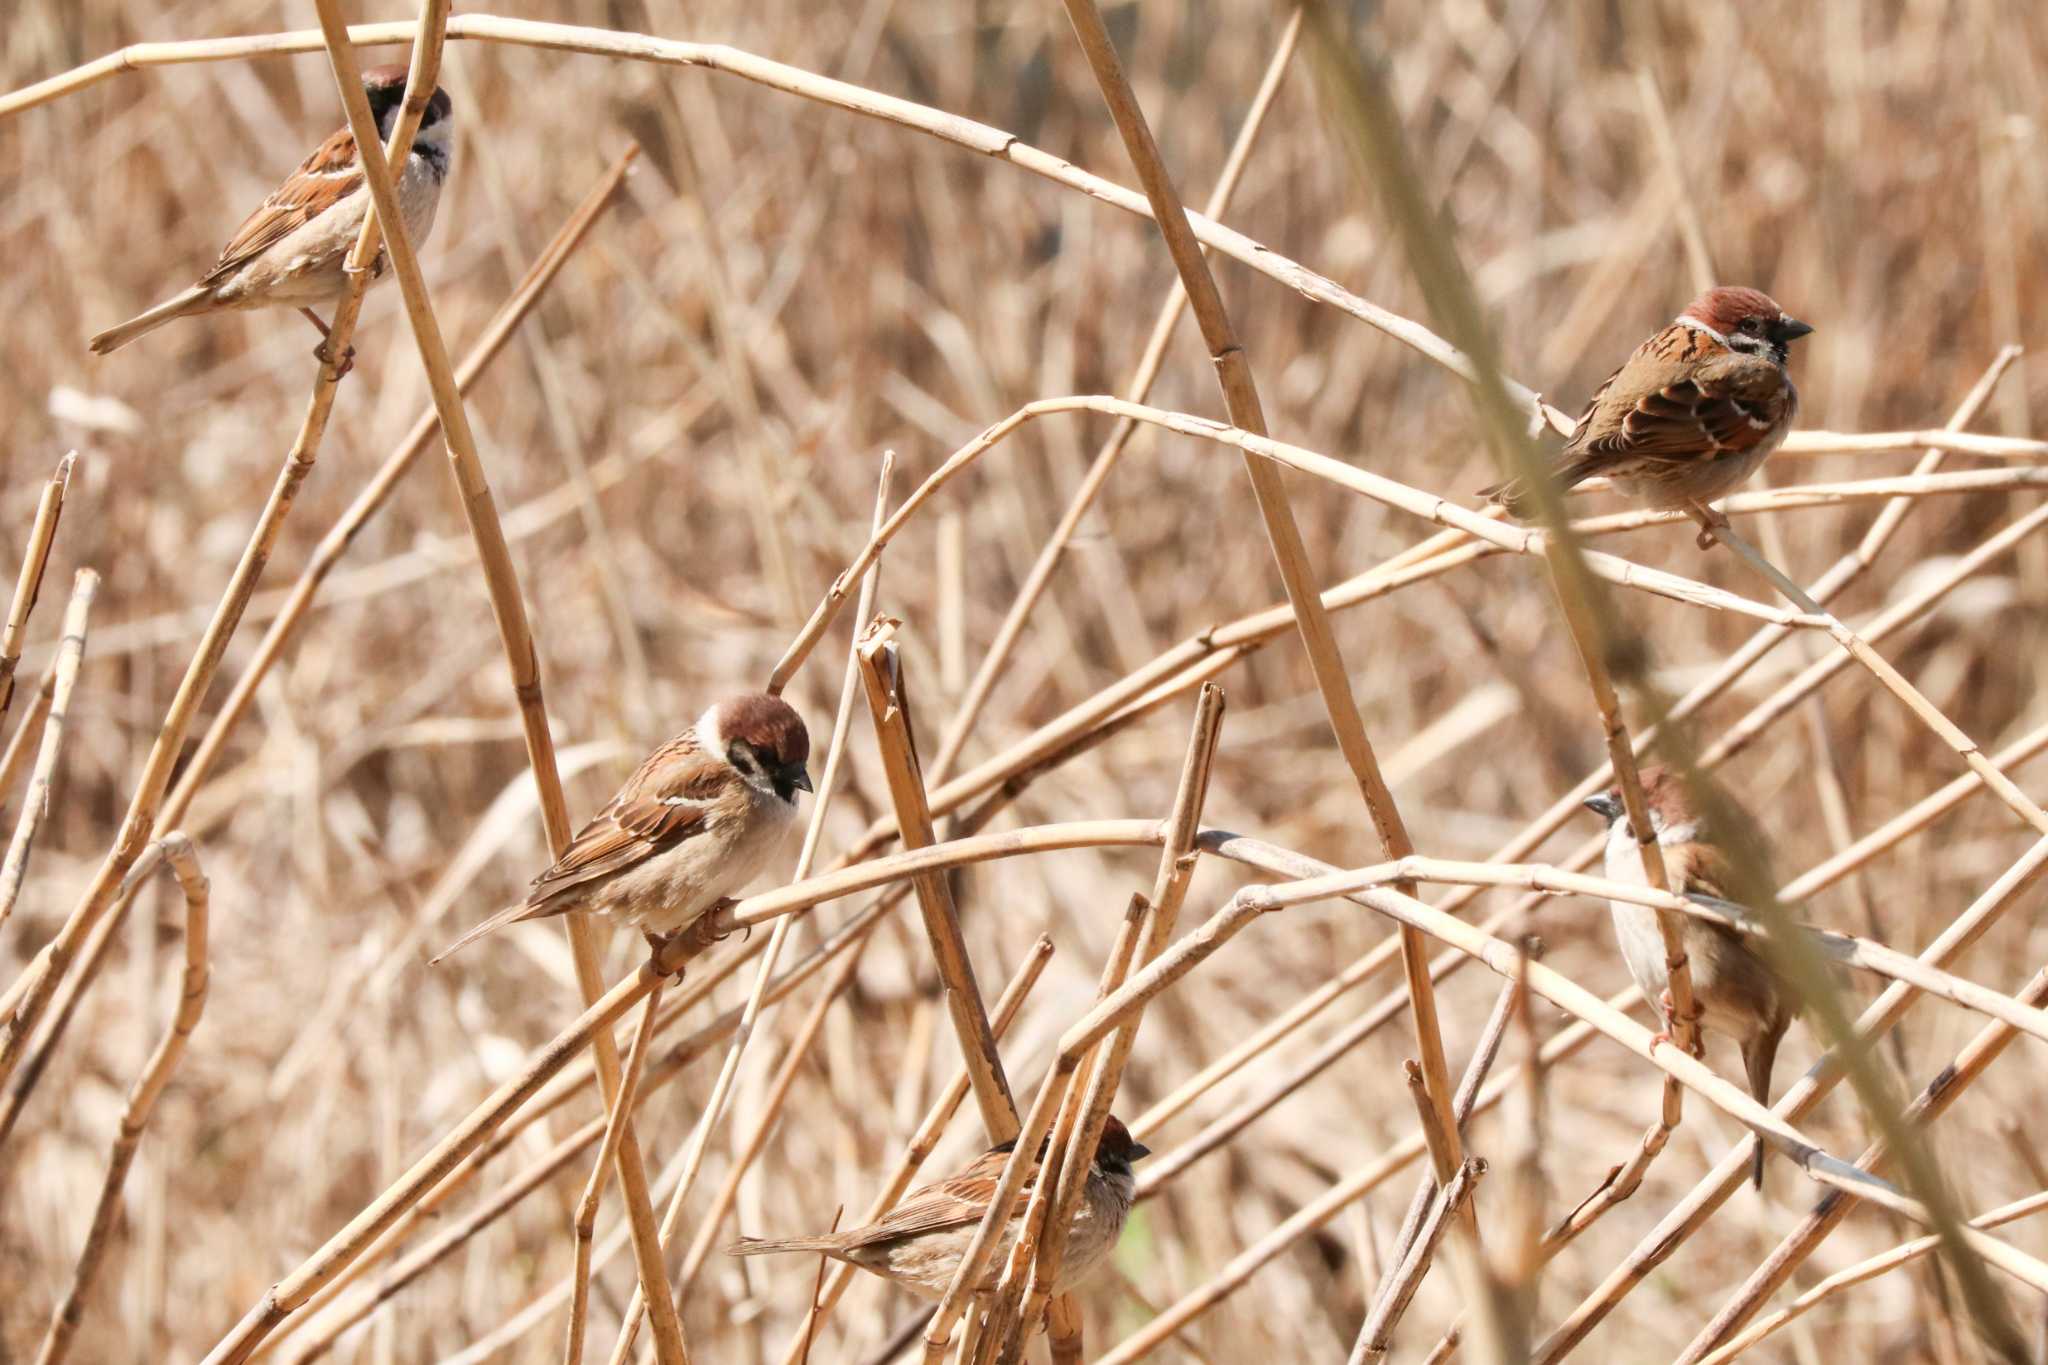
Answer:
[
  {"xmin": 1718, "ymin": 523, "xmax": 2048, "ymax": 836},
  {"xmin": 1676, "ymin": 959, "xmax": 2048, "ymax": 1362},
  {"xmin": 927, "ymin": 10, "xmax": 1301, "ymax": 786},
  {"xmin": 1006, "ymin": 685, "xmax": 1226, "ymax": 1355},
  {"xmin": 0, "ymin": 669, "xmax": 54, "ymax": 815},
  {"xmin": 32, "ymin": 833, "xmax": 206, "ymax": 1365},
  {"xmin": 0, "ymin": 451, "xmax": 74, "ymax": 735},
  {"xmin": 564, "ymin": 981, "xmax": 665, "ymax": 1365},
  {"xmin": 309, "ymin": 7, "xmax": 685, "ymax": 1356},
  {"xmin": 0, "ymin": 572, "xmax": 95, "ymax": 940},
  {"xmin": 857, "ymin": 620, "xmax": 1019, "ymax": 1144},
  {"xmin": 1352, "ymin": 1158, "xmax": 1486, "ymax": 1364},
  {"xmin": 772, "ymin": 937, "xmax": 1055, "ymax": 1365},
  {"xmin": 1534, "ymin": 834, "xmax": 2048, "ymax": 1362},
  {"xmin": 1374, "ymin": 963, "xmax": 1534, "ymax": 1308},
  {"xmin": 604, "ymin": 455, "xmax": 894, "ymax": 1363},
  {"xmin": 1697, "ymin": 1189, "xmax": 2048, "ymax": 1365}
]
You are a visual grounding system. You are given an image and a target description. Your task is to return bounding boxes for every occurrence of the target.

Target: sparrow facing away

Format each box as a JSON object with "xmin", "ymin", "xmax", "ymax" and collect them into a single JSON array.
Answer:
[
  {"xmin": 88, "ymin": 64, "xmax": 454, "ymax": 359},
  {"xmin": 727, "ymin": 1117, "xmax": 1151, "ymax": 1297},
  {"xmin": 1484, "ymin": 285, "xmax": 1814, "ymax": 548},
  {"xmin": 432, "ymin": 694, "xmax": 811, "ymax": 964},
  {"xmin": 1584, "ymin": 766, "xmax": 1797, "ymax": 1187}
]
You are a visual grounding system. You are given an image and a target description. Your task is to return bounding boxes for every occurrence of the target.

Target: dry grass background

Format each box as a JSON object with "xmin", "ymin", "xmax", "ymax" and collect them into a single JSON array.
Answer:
[{"xmin": 4, "ymin": 0, "xmax": 2048, "ymax": 1361}]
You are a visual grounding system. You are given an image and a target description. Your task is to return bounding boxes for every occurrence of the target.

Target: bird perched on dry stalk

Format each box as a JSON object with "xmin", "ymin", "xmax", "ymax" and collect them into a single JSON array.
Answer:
[
  {"xmin": 433, "ymin": 694, "xmax": 810, "ymax": 964},
  {"xmin": 1483, "ymin": 285, "xmax": 1813, "ymax": 548},
  {"xmin": 1583, "ymin": 766, "xmax": 1797, "ymax": 1187},
  {"xmin": 88, "ymin": 64, "xmax": 453, "ymax": 366},
  {"xmin": 727, "ymin": 1117, "xmax": 1151, "ymax": 1296}
]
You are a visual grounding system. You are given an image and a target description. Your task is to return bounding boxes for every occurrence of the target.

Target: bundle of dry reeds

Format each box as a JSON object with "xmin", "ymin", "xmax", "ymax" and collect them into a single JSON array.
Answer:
[{"xmin": 4, "ymin": 1, "xmax": 2047, "ymax": 1361}]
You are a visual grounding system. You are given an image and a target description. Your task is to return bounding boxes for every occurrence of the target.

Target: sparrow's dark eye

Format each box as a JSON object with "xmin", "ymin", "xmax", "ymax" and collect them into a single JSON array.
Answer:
[{"xmin": 1738, "ymin": 317, "xmax": 1762, "ymax": 333}]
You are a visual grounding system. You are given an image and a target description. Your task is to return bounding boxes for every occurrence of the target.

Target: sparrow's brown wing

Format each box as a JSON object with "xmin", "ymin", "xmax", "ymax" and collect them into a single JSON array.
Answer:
[
  {"xmin": 204, "ymin": 127, "xmax": 364, "ymax": 283},
  {"xmin": 839, "ymin": 1147, "xmax": 1038, "ymax": 1250},
  {"xmin": 524, "ymin": 734, "xmax": 726, "ymax": 910},
  {"xmin": 1578, "ymin": 348, "xmax": 1792, "ymax": 465}
]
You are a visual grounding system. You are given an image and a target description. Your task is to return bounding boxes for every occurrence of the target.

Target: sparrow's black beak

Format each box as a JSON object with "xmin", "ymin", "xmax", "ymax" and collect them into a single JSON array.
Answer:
[
  {"xmin": 1581, "ymin": 793, "xmax": 1624, "ymax": 822},
  {"xmin": 1127, "ymin": 1141, "xmax": 1152, "ymax": 1162},
  {"xmin": 787, "ymin": 765, "xmax": 813, "ymax": 795},
  {"xmin": 1776, "ymin": 316, "xmax": 1814, "ymax": 342}
]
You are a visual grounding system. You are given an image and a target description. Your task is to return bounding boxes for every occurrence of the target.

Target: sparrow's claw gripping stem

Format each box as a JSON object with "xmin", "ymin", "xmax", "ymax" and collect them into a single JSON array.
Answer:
[
  {"xmin": 301, "ymin": 309, "xmax": 356, "ymax": 378},
  {"xmin": 1688, "ymin": 500, "xmax": 1731, "ymax": 550}
]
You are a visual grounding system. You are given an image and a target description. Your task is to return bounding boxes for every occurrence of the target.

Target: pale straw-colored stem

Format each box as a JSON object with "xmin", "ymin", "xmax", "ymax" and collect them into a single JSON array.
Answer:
[
  {"xmin": 0, "ymin": 452, "xmax": 74, "ymax": 736},
  {"xmin": 857, "ymin": 621, "xmax": 1019, "ymax": 1144},
  {"xmin": 1351, "ymin": 1158, "xmax": 1487, "ymax": 1364},
  {"xmin": 33, "ymin": 834, "xmax": 206, "ymax": 1365},
  {"xmin": 564, "ymin": 981, "xmax": 665, "ymax": 1365},
  {"xmin": 0, "ymin": 572, "xmax": 95, "ymax": 941}
]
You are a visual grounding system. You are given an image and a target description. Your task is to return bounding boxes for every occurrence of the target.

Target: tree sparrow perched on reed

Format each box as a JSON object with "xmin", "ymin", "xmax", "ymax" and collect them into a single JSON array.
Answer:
[
  {"xmin": 88, "ymin": 65, "xmax": 453, "ymax": 361},
  {"xmin": 1583, "ymin": 766, "xmax": 1796, "ymax": 1186},
  {"xmin": 727, "ymin": 1117, "xmax": 1150, "ymax": 1296},
  {"xmin": 433, "ymin": 694, "xmax": 810, "ymax": 963},
  {"xmin": 1484, "ymin": 286, "xmax": 1813, "ymax": 548}
]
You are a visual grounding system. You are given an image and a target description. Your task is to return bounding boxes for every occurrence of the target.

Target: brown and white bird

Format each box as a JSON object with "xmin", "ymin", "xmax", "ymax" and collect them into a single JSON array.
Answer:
[
  {"xmin": 727, "ymin": 1117, "xmax": 1150, "ymax": 1297},
  {"xmin": 433, "ymin": 694, "xmax": 810, "ymax": 963},
  {"xmin": 1484, "ymin": 285, "xmax": 1813, "ymax": 547},
  {"xmin": 1583, "ymin": 766, "xmax": 1797, "ymax": 1187},
  {"xmin": 89, "ymin": 64, "xmax": 453, "ymax": 358}
]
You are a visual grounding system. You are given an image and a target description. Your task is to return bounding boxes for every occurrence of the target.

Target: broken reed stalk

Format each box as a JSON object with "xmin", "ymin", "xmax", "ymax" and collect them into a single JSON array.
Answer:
[
  {"xmin": 0, "ymin": 572, "xmax": 95, "ymax": 941},
  {"xmin": 1351, "ymin": 1159, "xmax": 1486, "ymax": 1364},
  {"xmin": 1371, "ymin": 962, "xmax": 1533, "ymax": 1319},
  {"xmin": 1055, "ymin": 0, "xmax": 1470, "ymax": 1218},
  {"xmin": 770, "ymin": 936, "xmax": 1055, "ymax": 1363},
  {"xmin": 857, "ymin": 620, "xmax": 1019, "ymax": 1144},
  {"xmin": 308, "ymin": 7, "xmax": 688, "ymax": 1359},
  {"xmin": 1000, "ymin": 684, "xmax": 1226, "ymax": 1360},
  {"xmin": 33, "ymin": 833, "xmax": 206, "ymax": 1365},
  {"xmin": 926, "ymin": 9, "xmax": 1302, "ymax": 785},
  {"xmin": 600, "ymin": 455, "xmax": 893, "ymax": 1365},
  {"xmin": 0, "ymin": 451, "xmax": 74, "ymax": 734},
  {"xmin": 564, "ymin": 980, "xmax": 665, "ymax": 1365}
]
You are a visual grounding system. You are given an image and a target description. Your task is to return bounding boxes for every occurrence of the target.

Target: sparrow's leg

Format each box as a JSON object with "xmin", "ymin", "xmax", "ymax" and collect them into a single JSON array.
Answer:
[
  {"xmin": 299, "ymin": 308, "xmax": 356, "ymax": 378},
  {"xmin": 1655, "ymin": 988, "xmax": 1708, "ymax": 1058},
  {"xmin": 1686, "ymin": 500, "xmax": 1730, "ymax": 550}
]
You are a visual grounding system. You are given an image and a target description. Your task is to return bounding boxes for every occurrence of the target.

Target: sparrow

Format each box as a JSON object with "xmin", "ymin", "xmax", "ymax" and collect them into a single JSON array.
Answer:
[
  {"xmin": 1583, "ymin": 766, "xmax": 1797, "ymax": 1187},
  {"xmin": 88, "ymin": 64, "xmax": 453, "ymax": 361},
  {"xmin": 432, "ymin": 694, "xmax": 811, "ymax": 963},
  {"xmin": 727, "ymin": 1116, "xmax": 1151, "ymax": 1297},
  {"xmin": 1484, "ymin": 285, "xmax": 1813, "ymax": 548}
]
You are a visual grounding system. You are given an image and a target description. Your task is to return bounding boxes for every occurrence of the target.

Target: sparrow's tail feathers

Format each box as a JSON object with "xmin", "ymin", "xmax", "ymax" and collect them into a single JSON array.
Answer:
[
  {"xmin": 429, "ymin": 900, "xmax": 554, "ymax": 964},
  {"xmin": 88, "ymin": 285, "xmax": 212, "ymax": 355},
  {"xmin": 1479, "ymin": 457, "xmax": 1605, "ymax": 519},
  {"xmin": 727, "ymin": 1235, "xmax": 848, "ymax": 1259},
  {"xmin": 1742, "ymin": 1021, "xmax": 1788, "ymax": 1189}
]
